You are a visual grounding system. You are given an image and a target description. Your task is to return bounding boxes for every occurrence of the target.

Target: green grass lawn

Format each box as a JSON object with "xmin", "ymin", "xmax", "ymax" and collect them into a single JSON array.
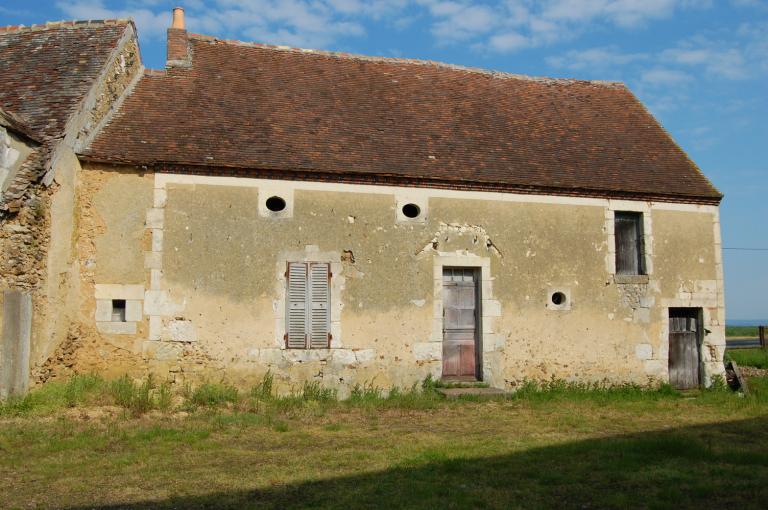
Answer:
[
  {"xmin": 728, "ymin": 348, "xmax": 768, "ymax": 369},
  {"xmin": 2, "ymin": 375, "xmax": 768, "ymax": 509},
  {"xmin": 726, "ymin": 325, "xmax": 760, "ymax": 337}
]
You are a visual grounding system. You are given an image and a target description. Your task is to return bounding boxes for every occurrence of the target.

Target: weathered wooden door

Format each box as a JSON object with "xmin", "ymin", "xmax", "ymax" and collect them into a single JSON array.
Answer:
[
  {"xmin": 668, "ymin": 309, "xmax": 701, "ymax": 390},
  {"xmin": 442, "ymin": 268, "xmax": 479, "ymax": 379}
]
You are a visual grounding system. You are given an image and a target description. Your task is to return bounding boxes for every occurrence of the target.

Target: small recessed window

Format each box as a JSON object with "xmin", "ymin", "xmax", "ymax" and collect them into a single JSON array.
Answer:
[
  {"xmin": 266, "ymin": 196, "xmax": 287, "ymax": 212},
  {"xmin": 111, "ymin": 299, "xmax": 126, "ymax": 322},
  {"xmin": 614, "ymin": 211, "xmax": 645, "ymax": 275},
  {"xmin": 551, "ymin": 292, "xmax": 566, "ymax": 306},
  {"xmin": 401, "ymin": 203, "xmax": 421, "ymax": 219}
]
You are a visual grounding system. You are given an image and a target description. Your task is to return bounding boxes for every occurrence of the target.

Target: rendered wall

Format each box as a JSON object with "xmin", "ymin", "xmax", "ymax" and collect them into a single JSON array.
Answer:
[{"xmin": 61, "ymin": 164, "xmax": 725, "ymax": 394}]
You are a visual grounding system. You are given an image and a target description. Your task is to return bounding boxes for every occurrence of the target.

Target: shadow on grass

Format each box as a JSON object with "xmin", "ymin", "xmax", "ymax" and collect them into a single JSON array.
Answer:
[{"xmin": 66, "ymin": 417, "xmax": 768, "ymax": 510}]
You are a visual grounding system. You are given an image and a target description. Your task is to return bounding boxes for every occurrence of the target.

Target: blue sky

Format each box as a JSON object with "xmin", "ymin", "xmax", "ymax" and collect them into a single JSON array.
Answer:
[{"xmin": 3, "ymin": 0, "xmax": 767, "ymax": 320}]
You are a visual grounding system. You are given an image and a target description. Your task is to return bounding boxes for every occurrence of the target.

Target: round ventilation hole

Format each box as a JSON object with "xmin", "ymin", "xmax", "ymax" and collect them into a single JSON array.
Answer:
[
  {"xmin": 265, "ymin": 196, "xmax": 286, "ymax": 212},
  {"xmin": 401, "ymin": 203, "xmax": 421, "ymax": 219},
  {"xmin": 551, "ymin": 292, "xmax": 566, "ymax": 306}
]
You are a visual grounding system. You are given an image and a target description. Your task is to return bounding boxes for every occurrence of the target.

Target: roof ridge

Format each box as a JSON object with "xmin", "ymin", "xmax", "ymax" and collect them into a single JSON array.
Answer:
[
  {"xmin": 0, "ymin": 19, "xmax": 131, "ymax": 34},
  {"xmin": 186, "ymin": 33, "xmax": 625, "ymax": 88}
]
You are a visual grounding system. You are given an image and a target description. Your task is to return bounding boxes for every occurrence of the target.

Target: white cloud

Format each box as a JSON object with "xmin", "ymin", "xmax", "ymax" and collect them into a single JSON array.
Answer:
[
  {"xmin": 51, "ymin": 0, "xmax": 749, "ymax": 67},
  {"xmin": 641, "ymin": 67, "xmax": 692, "ymax": 86},
  {"xmin": 545, "ymin": 46, "xmax": 647, "ymax": 71},
  {"xmin": 488, "ymin": 31, "xmax": 530, "ymax": 52},
  {"xmin": 55, "ymin": 0, "xmax": 170, "ymax": 38},
  {"xmin": 416, "ymin": 0, "xmax": 711, "ymax": 52}
]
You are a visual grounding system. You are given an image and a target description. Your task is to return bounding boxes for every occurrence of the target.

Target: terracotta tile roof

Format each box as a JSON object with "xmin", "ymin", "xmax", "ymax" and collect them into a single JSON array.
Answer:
[
  {"xmin": 83, "ymin": 35, "xmax": 722, "ymax": 204},
  {"xmin": 0, "ymin": 20, "xmax": 130, "ymax": 140},
  {"xmin": 0, "ymin": 107, "xmax": 41, "ymax": 143}
]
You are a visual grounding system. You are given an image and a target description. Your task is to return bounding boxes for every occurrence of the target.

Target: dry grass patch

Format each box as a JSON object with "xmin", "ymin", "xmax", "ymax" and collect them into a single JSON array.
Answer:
[{"xmin": 1, "ymin": 375, "xmax": 767, "ymax": 509}]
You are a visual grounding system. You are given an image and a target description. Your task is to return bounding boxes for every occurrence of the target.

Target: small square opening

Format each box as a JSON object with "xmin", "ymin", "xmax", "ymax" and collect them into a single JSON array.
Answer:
[{"xmin": 111, "ymin": 299, "xmax": 126, "ymax": 322}]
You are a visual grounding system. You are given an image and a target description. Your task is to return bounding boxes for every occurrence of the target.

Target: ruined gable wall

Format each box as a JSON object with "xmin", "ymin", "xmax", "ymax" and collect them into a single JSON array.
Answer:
[
  {"xmin": 60, "ymin": 163, "xmax": 725, "ymax": 393},
  {"xmin": 0, "ymin": 28, "xmax": 144, "ymax": 387},
  {"xmin": 72, "ymin": 30, "xmax": 142, "ymax": 151}
]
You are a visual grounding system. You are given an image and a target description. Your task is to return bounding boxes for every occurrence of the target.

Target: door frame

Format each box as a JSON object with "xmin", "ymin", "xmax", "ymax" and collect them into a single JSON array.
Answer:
[
  {"xmin": 668, "ymin": 307, "xmax": 703, "ymax": 389},
  {"xmin": 441, "ymin": 266, "xmax": 483, "ymax": 381}
]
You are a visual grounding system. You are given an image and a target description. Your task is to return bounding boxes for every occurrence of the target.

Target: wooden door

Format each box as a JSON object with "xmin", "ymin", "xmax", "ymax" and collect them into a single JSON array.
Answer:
[
  {"xmin": 442, "ymin": 268, "xmax": 479, "ymax": 379},
  {"xmin": 668, "ymin": 309, "xmax": 701, "ymax": 389}
]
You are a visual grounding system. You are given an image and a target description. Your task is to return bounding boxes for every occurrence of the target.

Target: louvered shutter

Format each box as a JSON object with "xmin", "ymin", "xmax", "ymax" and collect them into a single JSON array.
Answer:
[
  {"xmin": 308, "ymin": 263, "xmax": 331, "ymax": 349},
  {"xmin": 286, "ymin": 263, "xmax": 308, "ymax": 349}
]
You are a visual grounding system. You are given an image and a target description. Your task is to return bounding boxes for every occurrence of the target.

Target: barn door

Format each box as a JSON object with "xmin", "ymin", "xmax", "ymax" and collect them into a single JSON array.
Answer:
[
  {"xmin": 442, "ymin": 268, "xmax": 480, "ymax": 380},
  {"xmin": 668, "ymin": 308, "xmax": 701, "ymax": 390}
]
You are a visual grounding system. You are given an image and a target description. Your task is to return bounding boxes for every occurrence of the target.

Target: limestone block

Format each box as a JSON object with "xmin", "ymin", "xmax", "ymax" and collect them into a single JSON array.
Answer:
[
  {"xmin": 635, "ymin": 343, "xmax": 653, "ymax": 360},
  {"xmin": 144, "ymin": 290, "xmax": 184, "ymax": 316},
  {"xmin": 153, "ymin": 188, "xmax": 167, "ymax": 208},
  {"xmin": 643, "ymin": 359, "xmax": 665, "ymax": 378},
  {"xmin": 97, "ymin": 321, "xmax": 137, "ymax": 335},
  {"xmin": 164, "ymin": 319, "xmax": 197, "ymax": 342},
  {"xmin": 95, "ymin": 299, "xmax": 113, "ymax": 321},
  {"xmin": 633, "ymin": 308, "xmax": 651, "ymax": 324},
  {"xmin": 481, "ymin": 279, "xmax": 493, "ymax": 298},
  {"xmin": 639, "ymin": 296, "xmax": 655, "ymax": 308},
  {"xmin": 694, "ymin": 280, "xmax": 717, "ymax": 294},
  {"xmin": 258, "ymin": 348, "xmax": 285, "ymax": 365},
  {"xmin": 482, "ymin": 299, "xmax": 501, "ymax": 317},
  {"xmin": 146, "ymin": 208, "xmax": 164, "ymax": 229},
  {"xmin": 354, "ymin": 349, "xmax": 376, "ymax": 363},
  {"xmin": 95, "ymin": 284, "xmax": 144, "ymax": 300},
  {"xmin": 413, "ymin": 342, "xmax": 441, "ymax": 361},
  {"xmin": 283, "ymin": 349, "xmax": 330, "ymax": 363},
  {"xmin": 144, "ymin": 251, "xmax": 162, "ymax": 270},
  {"xmin": 482, "ymin": 315, "xmax": 497, "ymax": 334},
  {"xmin": 152, "ymin": 229, "xmax": 163, "ymax": 252},
  {"xmin": 144, "ymin": 341, "xmax": 182, "ymax": 361},
  {"xmin": 332, "ymin": 349, "xmax": 357, "ymax": 367},
  {"xmin": 150, "ymin": 269, "xmax": 162, "ymax": 290},
  {"xmin": 483, "ymin": 333, "xmax": 504, "ymax": 352},
  {"xmin": 330, "ymin": 322, "xmax": 342, "ymax": 348},
  {"xmin": 148, "ymin": 316, "xmax": 162, "ymax": 340},
  {"xmin": 125, "ymin": 300, "xmax": 142, "ymax": 322}
]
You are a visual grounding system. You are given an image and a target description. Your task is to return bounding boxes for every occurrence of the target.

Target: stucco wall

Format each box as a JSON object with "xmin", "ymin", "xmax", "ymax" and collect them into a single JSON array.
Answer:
[{"xmin": 65, "ymin": 164, "xmax": 725, "ymax": 393}]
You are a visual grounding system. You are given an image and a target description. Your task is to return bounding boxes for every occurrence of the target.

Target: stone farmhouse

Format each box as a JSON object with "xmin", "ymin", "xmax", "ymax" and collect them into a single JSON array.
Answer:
[{"xmin": 0, "ymin": 8, "xmax": 725, "ymax": 397}]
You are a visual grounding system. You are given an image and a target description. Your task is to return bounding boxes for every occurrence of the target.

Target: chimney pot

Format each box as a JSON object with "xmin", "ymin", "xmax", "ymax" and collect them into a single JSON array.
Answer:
[
  {"xmin": 167, "ymin": 7, "xmax": 190, "ymax": 67},
  {"xmin": 171, "ymin": 7, "xmax": 185, "ymax": 30}
]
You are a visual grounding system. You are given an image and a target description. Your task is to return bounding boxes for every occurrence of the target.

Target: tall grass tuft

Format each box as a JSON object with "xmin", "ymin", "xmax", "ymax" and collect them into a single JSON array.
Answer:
[
  {"xmin": 250, "ymin": 371, "xmax": 275, "ymax": 401},
  {"xmin": 190, "ymin": 383, "xmax": 240, "ymax": 407},
  {"xmin": 300, "ymin": 380, "xmax": 337, "ymax": 402},
  {"xmin": 349, "ymin": 382, "xmax": 383, "ymax": 403},
  {"xmin": 62, "ymin": 374, "xmax": 106, "ymax": 407}
]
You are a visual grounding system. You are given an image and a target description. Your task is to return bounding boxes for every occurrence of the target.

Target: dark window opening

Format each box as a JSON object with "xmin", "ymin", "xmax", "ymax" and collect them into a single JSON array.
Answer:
[
  {"xmin": 614, "ymin": 211, "xmax": 645, "ymax": 275},
  {"xmin": 111, "ymin": 299, "xmax": 126, "ymax": 322},
  {"xmin": 551, "ymin": 292, "xmax": 566, "ymax": 306},
  {"xmin": 402, "ymin": 203, "xmax": 421, "ymax": 218},
  {"xmin": 266, "ymin": 196, "xmax": 287, "ymax": 212}
]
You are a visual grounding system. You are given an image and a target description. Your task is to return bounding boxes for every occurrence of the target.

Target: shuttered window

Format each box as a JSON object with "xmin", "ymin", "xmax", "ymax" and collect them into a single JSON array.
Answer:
[
  {"xmin": 286, "ymin": 262, "xmax": 331, "ymax": 349},
  {"xmin": 614, "ymin": 212, "xmax": 646, "ymax": 275}
]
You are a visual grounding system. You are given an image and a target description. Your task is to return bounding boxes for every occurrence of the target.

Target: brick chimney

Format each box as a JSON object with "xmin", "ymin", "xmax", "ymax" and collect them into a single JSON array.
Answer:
[{"xmin": 166, "ymin": 7, "xmax": 191, "ymax": 67}]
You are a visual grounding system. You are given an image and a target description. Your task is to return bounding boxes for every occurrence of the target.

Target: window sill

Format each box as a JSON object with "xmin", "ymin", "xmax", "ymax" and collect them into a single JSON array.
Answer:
[{"xmin": 614, "ymin": 274, "xmax": 650, "ymax": 284}]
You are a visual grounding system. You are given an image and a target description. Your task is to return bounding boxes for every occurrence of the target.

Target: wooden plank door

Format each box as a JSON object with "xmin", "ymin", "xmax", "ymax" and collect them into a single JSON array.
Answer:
[
  {"xmin": 668, "ymin": 309, "xmax": 701, "ymax": 390},
  {"xmin": 442, "ymin": 268, "xmax": 479, "ymax": 379}
]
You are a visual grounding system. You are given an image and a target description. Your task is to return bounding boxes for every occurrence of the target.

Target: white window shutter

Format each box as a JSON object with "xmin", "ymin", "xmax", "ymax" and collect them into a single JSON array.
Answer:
[
  {"xmin": 308, "ymin": 263, "xmax": 331, "ymax": 349},
  {"xmin": 286, "ymin": 263, "xmax": 308, "ymax": 349}
]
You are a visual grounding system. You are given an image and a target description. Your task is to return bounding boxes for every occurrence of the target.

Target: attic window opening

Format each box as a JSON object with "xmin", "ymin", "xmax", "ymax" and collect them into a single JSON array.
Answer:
[
  {"xmin": 266, "ymin": 196, "xmax": 287, "ymax": 212},
  {"xmin": 402, "ymin": 203, "xmax": 421, "ymax": 219},
  {"xmin": 111, "ymin": 299, "xmax": 126, "ymax": 322},
  {"xmin": 551, "ymin": 292, "xmax": 565, "ymax": 306}
]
